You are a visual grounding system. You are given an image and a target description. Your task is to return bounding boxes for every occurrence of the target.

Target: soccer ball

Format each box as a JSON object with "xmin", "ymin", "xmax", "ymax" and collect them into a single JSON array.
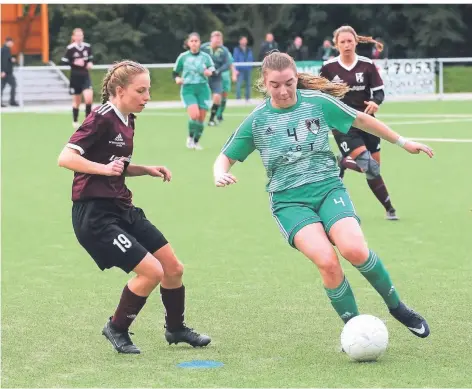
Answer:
[{"xmin": 340, "ymin": 314, "xmax": 389, "ymax": 362}]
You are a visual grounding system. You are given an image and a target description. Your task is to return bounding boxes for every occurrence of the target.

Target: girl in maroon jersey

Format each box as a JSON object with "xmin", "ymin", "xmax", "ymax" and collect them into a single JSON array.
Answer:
[
  {"xmin": 58, "ymin": 60, "xmax": 211, "ymax": 354},
  {"xmin": 320, "ymin": 26, "xmax": 398, "ymax": 221},
  {"xmin": 61, "ymin": 28, "xmax": 94, "ymax": 129}
]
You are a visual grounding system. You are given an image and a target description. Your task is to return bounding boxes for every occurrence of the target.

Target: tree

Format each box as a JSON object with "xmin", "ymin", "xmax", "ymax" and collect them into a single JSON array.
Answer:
[{"xmin": 215, "ymin": 5, "xmax": 296, "ymax": 58}]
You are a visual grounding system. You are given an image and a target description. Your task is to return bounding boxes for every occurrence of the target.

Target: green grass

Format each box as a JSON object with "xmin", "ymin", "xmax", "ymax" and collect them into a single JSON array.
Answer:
[
  {"xmin": 2, "ymin": 100, "xmax": 472, "ymax": 387},
  {"xmin": 62, "ymin": 65, "xmax": 472, "ymax": 102},
  {"xmin": 443, "ymin": 65, "xmax": 472, "ymax": 93}
]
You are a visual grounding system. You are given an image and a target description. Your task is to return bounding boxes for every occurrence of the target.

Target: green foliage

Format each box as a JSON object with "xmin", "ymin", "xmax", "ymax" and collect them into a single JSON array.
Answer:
[{"xmin": 48, "ymin": 4, "xmax": 472, "ymax": 64}]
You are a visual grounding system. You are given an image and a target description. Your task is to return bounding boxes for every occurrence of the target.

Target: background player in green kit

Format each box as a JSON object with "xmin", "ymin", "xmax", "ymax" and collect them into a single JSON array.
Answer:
[
  {"xmin": 216, "ymin": 45, "xmax": 238, "ymax": 123},
  {"xmin": 213, "ymin": 51, "xmax": 434, "ymax": 340},
  {"xmin": 173, "ymin": 32, "xmax": 214, "ymax": 150},
  {"xmin": 201, "ymin": 31, "xmax": 231, "ymax": 126}
]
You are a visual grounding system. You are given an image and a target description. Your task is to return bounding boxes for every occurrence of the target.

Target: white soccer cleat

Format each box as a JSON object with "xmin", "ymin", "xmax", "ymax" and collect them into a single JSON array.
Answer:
[
  {"xmin": 186, "ymin": 137, "xmax": 195, "ymax": 149},
  {"xmin": 194, "ymin": 142, "xmax": 203, "ymax": 151},
  {"xmin": 72, "ymin": 121, "xmax": 80, "ymax": 129},
  {"xmin": 385, "ymin": 209, "xmax": 399, "ymax": 220}
]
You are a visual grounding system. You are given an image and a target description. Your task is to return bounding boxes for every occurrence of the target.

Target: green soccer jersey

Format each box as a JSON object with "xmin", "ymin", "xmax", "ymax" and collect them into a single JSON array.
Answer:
[
  {"xmin": 221, "ymin": 89, "xmax": 358, "ymax": 192},
  {"xmin": 222, "ymin": 50, "xmax": 234, "ymax": 81},
  {"xmin": 173, "ymin": 51, "xmax": 215, "ymax": 85},
  {"xmin": 200, "ymin": 43, "xmax": 230, "ymax": 75}
]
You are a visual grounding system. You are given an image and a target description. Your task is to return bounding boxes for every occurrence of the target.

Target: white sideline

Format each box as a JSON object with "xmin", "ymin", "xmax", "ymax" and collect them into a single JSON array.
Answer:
[{"xmin": 2, "ymin": 93, "xmax": 472, "ymax": 114}]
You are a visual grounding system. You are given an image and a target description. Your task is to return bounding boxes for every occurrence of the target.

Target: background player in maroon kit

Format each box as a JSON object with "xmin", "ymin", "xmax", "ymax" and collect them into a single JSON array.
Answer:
[
  {"xmin": 320, "ymin": 26, "xmax": 398, "ymax": 220},
  {"xmin": 57, "ymin": 60, "xmax": 211, "ymax": 354},
  {"xmin": 61, "ymin": 28, "xmax": 94, "ymax": 129}
]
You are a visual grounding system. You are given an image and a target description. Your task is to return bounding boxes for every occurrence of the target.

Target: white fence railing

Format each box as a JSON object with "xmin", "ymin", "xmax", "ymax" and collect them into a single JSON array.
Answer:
[{"xmin": 9, "ymin": 57, "xmax": 472, "ymax": 106}]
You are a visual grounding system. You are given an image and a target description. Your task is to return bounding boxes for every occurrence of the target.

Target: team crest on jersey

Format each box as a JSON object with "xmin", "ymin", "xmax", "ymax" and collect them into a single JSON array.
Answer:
[
  {"xmin": 305, "ymin": 118, "xmax": 320, "ymax": 135},
  {"xmin": 355, "ymin": 72, "xmax": 364, "ymax": 83}
]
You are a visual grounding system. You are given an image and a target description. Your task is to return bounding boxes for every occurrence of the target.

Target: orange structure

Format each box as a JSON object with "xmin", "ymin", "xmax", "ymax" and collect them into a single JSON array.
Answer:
[{"xmin": 1, "ymin": 4, "xmax": 49, "ymax": 62}]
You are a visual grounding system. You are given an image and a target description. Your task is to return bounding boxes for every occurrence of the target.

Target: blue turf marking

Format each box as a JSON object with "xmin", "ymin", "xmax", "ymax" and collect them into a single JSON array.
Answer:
[{"xmin": 177, "ymin": 360, "xmax": 224, "ymax": 369}]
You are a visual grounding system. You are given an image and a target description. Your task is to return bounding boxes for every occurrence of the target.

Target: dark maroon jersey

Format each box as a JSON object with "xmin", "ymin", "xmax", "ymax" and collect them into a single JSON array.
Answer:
[
  {"xmin": 67, "ymin": 101, "xmax": 136, "ymax": 208},
  {"xmin": 61, "ymin": 42, "xmax": 93, "ymax": 76},
  {"xmin": 319, "ymin": 55, "xmax": 384, "ymax": 111}
]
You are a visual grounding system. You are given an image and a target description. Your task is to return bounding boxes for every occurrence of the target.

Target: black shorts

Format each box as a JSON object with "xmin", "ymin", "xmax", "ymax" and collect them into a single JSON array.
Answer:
[
  {"xmin": 72, "ymin": 199, "xmax": 168, "ymax": 273},
  {"xmin": 70, "ymin": 74, "xmax": 92, "ymax": 95},
  {"xmin": 332, "ymin": 127, "xmax": 381, "ymax": 158}
]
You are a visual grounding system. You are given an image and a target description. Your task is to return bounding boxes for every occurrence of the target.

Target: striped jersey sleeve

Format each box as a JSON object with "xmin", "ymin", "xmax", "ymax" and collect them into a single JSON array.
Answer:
[
  {"xmin": 221, "ymin": 113, "xmax": 257, "ymax": 162},
  {"xmin": 316, "ymin": 93, "xmax": 358, "ymax": 134}
]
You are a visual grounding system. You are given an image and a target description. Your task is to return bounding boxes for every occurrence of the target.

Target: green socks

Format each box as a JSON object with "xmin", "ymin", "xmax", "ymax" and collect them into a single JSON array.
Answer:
[
  {"xmin": 217, "ymin": 97, "xmax": 227, "ymax": 118},
  {"xmin": 325, "ymin": 277, "xmax": 359, "ymax": 323},
  {"xmin": 193, "ymin": 121, "xmax": 204, "ymax": 143},
  {"xmin": 355, "ymin": 250, "xmax": 400, "ymax": 309},
  {"xmin": 188, "ymin": 119, "xmax": 200, "ymax": 138}
]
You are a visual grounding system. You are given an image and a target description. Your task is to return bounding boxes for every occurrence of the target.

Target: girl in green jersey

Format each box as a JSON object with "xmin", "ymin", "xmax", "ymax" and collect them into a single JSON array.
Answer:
[{"xmin": 214, "ymin": 51, "xmax": 433, "ymax": 340}]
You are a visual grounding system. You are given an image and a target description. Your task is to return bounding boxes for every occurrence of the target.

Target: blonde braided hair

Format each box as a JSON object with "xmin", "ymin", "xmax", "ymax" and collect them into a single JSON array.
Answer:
[{"xmin": 101, "ymin": 60, "xmax": 149, "ymax": 104}]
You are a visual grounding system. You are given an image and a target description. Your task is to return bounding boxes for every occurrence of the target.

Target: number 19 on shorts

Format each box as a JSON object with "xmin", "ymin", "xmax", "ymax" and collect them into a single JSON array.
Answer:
[{"xmin": 113, "ymin": 234, "xmax": 132, "ymax": 252}]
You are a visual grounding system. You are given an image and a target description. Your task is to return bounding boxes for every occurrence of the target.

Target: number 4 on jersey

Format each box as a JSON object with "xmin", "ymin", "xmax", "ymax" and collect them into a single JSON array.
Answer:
[{"xmin": 333, "ymin": 197, "xmax": 346, "ymax": 207}]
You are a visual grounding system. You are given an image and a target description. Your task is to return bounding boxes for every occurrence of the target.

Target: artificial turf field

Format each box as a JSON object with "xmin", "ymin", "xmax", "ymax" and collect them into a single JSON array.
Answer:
[{"xmin": 2, "ymin": 100, "xmax": 471, "ymax": 387}]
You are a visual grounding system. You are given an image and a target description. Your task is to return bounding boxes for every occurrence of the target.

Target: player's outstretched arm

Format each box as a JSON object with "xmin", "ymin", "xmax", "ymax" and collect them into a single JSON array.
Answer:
[
  {"xmin": 213, "ymin": 153, "xmax": 238, "ymax": 187},
  {"xmin": 126, "ymin": 164, "xmax": 172, "ymax": 181},
  {"xmin": 58, "ymin": 147, "xmax": 124, "ymax": 176},
  {"xmin": 353, "ymin": 112, "xmax": 434, "ymax": 158}
]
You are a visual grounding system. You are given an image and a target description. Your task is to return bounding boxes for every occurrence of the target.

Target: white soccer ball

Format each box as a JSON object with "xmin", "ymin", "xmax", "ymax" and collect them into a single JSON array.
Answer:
[{"xmin": 340, "ymin": 314, "xmax": 389, "ymax": 362}]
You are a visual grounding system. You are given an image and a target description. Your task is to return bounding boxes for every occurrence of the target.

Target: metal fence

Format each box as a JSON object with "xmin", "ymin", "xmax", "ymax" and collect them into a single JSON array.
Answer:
[{"xmin": 8, "ymin": 57, "xmax": 472, "ymax": 107}]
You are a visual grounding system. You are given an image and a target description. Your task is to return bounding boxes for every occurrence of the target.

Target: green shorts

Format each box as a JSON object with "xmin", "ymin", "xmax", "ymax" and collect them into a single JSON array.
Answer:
[
  {"xmin": 180, "ymin": 83, "xmax": 212, "ymax": 110},
  {"xmin": 269, "ymin": 177, "xmax": 360, "ymax": 248},
  {"xmin": 222, "ymin": 73, "xmax": 231, "ymax": 93}
]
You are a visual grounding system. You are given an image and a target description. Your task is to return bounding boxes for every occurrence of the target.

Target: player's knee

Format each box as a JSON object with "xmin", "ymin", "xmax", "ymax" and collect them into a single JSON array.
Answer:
[
  {"xmin": 338, "ymin": 242, "xmax": 369, "ymax": 265},
  {"xmin": 166, "ymin": 261, "xmax": 184, "ymax": 279},
  {"xmin": 354, "ymin": 150, "xmax": 380, "ymax": 179},
  {"xmin": 317, "ymin": 257, "xmax": 343, "ymax": 283},
  {"xmin": 144, "ymin": 266, "xmax": 164, "ymax": 286}
]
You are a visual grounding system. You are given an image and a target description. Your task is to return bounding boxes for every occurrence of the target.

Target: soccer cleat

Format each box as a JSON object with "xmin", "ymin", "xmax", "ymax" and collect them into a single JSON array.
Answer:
[
  {"xmin": 193, "ymin": 142, "xmax": 203, "ymax": 151},
  {"xmin": 217, "ymin": 115, "xmax": 223, "ymax": 122},
  {"xmin": 385, "ymin": 208, "xmax": 399, "ymax": 221},
  {"xmin": 186, "ymin": 136, "xmax": 195, "ymax": 149},
  {"xmin": 208, "ymin": 120, "xmax": 216, "ymax": 127},
  {"xmin": 102, "ymin": 318, "xmax": 141, "ymax": 354},
  {"xmin": 72, "ymin": 121, "xmax": 80, "ymax": 130},
  {"xmin": 165, "ymin": 324, "xmax": 211, "ymax": 347},
  {"xmin": 389, "ymin": 302, "xmax": 430, "ymax": 338},
  {"xmin": 336, "ymin": 154, "xmax": 346, "ymax": 179}
]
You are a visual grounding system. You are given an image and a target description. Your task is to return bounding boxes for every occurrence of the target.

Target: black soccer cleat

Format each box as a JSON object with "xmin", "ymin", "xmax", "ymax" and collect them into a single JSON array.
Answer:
[
  {"xmin": 165, "ymin": 324, "xmax": 211, "ymax": 347},
  {"xmin": 102, "ymin": 318, "xmax": 141, "ymax": 354},
  {"xmin": 389, "ymin": 302, "xmax": 430, "ymax": 338},
  {"xmin": 217, "ymin": 115, "xmax": 224, "ymax": 122}
]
